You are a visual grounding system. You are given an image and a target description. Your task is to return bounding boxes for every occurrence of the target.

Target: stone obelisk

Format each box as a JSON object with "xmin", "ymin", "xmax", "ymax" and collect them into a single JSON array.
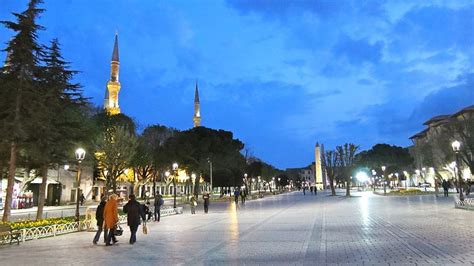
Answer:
[{"xmin": 315, "ymin": 143, "xmax": 323, "ymax": 190}]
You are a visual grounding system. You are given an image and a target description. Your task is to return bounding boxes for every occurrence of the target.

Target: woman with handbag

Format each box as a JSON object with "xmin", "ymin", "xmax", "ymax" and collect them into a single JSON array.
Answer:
[{"xmin": 104, "ymin": 193, "xmax": 119, "ymax": 246}]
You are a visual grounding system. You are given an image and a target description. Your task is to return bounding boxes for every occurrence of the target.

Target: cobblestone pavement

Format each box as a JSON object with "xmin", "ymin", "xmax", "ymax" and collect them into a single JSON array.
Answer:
[{"xmin": 1, "ymin": 191, "xmax": 473, "ymax": 265}]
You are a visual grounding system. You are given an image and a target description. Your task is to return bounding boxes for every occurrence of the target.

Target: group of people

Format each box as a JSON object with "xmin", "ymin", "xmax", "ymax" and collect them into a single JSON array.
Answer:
[
  {"xmin": 189, "ymin": 192, "xmax": 211, "ymax": 214},
  {"xmin": 302, "ymin": 185, "xmax": 318, "ymax": 195},
  {"xmin": 93, "ymin": 192, "xmax": 164, "ymax": 246},
  {"xmin": 233, "ymin": 188, "xmax": 247, "ymax": 205}
]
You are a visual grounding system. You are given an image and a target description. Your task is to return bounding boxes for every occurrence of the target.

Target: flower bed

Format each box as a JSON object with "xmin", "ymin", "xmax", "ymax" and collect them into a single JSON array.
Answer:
[
  {"xmin": 389, "ymin": 189, "xmax": 424, "ymax": 195},
  {"xmin": 1, "ymin": 217, "xmax": 78, "ymax": 230}
]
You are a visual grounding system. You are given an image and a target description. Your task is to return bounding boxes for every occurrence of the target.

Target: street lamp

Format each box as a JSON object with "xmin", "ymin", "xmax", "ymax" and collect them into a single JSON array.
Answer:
[
  {"xmin": 371, "ymin": 169, "xmax": 376, "ymax": 192},
  {"xmin": 74, "ymin": 148, "xmax": 86, "ymax": 222},
  {"xmin": 381, "ymin": 165, "xmax": 386, "ymax": 195},
  {"xmin": 172, "ymin": 163, "xmax": 178, "ymax": 208},
  {"xmin": 278, "ymin": 177, "xmax": 281, "ymax": 191},
  {"xmin": 451, "ymin": 140, "xmax": 464, "ymax": 201},
  {"xmin": 207, "ymin": 158, "xmax": 213, "ymax": 193}
]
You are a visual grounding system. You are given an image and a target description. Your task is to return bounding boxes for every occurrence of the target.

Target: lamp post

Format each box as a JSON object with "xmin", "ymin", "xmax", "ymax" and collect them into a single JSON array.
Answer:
[
  {"xmin": 207, "ymin": 158, "xmax": 213, "ymax": 194},
  {"xmin": 74, "ymin": 148, "xmax": 86, "ymax": 222},
  {"xmin": 278, "ymin": 177, "xmax": 281, "ymax": 191},
  {"xmin": 172, "ymin": 163, "xmax": 178, "ymax": 208},
  {"xmin": 381, "ymin": 165, "xmax": 386, "ymax": 195},
  {"xmin": 371, "ymin": 169, "xmax": 376, "ymax": 192},
  {"xmin": 451, "ymin": 140, "xmax": 464, "ymax": 201}
]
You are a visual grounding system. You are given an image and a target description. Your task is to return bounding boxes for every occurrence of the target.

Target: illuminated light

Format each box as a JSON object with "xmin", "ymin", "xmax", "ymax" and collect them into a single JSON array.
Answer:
[
  {"xmin": 356, "ymin": 172, "xmax": 369, "ymax": 182},
  {"xmin": 451, "ymin": 140, "xmax": 461, "ymax": 152}
]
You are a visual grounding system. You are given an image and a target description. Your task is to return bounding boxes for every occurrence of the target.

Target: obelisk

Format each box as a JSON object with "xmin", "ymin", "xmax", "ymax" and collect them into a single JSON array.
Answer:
[{"xmin": 315, "ymin": 143, "xmax": 323, "ymax": 190}]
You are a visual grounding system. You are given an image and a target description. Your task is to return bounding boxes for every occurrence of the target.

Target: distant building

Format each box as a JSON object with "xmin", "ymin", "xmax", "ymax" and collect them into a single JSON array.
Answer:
[
  {"xmin": 104, "ymin": 33, "xmax": 121, "ymax": 115},
  {"xmin": 286, "ymin": 166, "xmax": 314, "ymax": 187},
  {"xmin": 409, "ymin": 105, "xmax": 473, "ymax": 185},
  {"xmin": 193, "ymin": 81, "xmax": 201, "ymax": 128}
]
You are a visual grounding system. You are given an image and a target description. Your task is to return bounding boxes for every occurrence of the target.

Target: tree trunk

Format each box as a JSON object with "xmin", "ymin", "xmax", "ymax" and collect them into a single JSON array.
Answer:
[
  {"xmin": 329, "ymin": 177, "xmax": 336, "ymax": 196},
  {"xmin": 346, "ymin": 179, "xmax": 351, "ymax": 197},
  {"xmin": 112, "ymin": 178, "xmax": 117, "ymax": 194},
  {"xmin": 36, "ymin": 164, "xmax": 49, "ymax": 220},
  {"xmin": 3, "ymin": 142, "xmax": 17, "ymax": 222},
  {"xmin": 194, "ymin": 179, "xmax": 200, "ymax": 197}
]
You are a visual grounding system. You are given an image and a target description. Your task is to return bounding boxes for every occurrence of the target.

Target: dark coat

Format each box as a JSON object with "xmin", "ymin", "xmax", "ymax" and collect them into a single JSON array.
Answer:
[
  {"xmin": 123, "ymin": 199, "xmax": 145, "ymax": 226},
  {"xmin": 96, "ymin": 201, "xmax": 106, "ymax": 226}
]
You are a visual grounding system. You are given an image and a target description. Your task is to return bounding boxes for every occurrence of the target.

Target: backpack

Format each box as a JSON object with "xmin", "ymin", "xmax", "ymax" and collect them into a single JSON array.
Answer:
[{"xmin": 159, "ymin": 197, "xmax": 164, "ymax": 206}]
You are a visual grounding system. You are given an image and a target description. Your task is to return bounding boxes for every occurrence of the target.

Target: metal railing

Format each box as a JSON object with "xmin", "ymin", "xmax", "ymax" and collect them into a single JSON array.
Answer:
[{"xmin": 0, "ymin": 207, "xmax": 183, "ymax": 245}]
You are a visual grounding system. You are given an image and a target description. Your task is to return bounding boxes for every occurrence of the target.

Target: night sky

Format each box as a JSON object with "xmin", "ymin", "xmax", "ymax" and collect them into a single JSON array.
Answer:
[{"xmin": 1, "ymin": 1, "xmax": 473, "ymax": 169}]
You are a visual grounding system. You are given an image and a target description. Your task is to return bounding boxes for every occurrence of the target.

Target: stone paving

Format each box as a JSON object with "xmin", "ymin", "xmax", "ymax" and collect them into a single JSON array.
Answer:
[{"xmin": 1, "ymin": 190, "xmax": 473, "ymax": 265}]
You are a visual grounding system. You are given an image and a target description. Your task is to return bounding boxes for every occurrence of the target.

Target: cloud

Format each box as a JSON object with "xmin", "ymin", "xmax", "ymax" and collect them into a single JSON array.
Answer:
[
  {"xmin": 332, "ymin": 36, "xmax": 384, "ymax": 65},
  {"xmin": 409, "ymin": 72, "xmax": 474, "ymax": 123}
]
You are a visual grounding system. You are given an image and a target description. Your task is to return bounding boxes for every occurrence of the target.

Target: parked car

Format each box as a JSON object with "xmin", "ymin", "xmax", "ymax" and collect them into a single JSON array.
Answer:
[{"xmin": 418, "ymin": 182, "xmax": 431, "ymax": 188}]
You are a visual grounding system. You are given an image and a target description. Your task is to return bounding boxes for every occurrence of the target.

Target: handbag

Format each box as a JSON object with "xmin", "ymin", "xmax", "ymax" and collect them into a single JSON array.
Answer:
[
  {"xmin": 114, "ymin": 225, "xmax": 123, "ymax": 236},
  {"xmin": 142, "ymin": 223, "xmax": 148, "ymax": 235}
]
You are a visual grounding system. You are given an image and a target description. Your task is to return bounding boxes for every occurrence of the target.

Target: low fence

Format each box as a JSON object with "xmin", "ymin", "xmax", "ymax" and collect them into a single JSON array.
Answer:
[
  {"xmin": 454, "ymin": 196, "xmax": 474, "ymax": 210},
  {"xmin": 0, "ymin": 207, "xmax": 183, "ymax": 245}
]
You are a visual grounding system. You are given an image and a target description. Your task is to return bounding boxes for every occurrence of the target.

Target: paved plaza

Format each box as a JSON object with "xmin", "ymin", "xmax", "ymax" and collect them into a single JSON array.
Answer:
[{"xmin": 1, "ymin": 191, "xmax": 473, "ymax": 265}]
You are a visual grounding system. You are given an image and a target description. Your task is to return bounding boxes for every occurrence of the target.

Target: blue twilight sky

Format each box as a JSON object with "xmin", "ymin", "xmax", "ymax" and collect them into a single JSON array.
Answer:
[{"xmin": 1, "ymin": 0, "xmax": 473, "ymax": 169}]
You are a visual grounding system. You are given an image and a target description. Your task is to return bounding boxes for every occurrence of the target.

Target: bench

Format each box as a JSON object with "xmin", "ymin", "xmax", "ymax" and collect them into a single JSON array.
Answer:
[{"xmin": 0, "ymin": 224, "xmax": 21, "ymax": 245}]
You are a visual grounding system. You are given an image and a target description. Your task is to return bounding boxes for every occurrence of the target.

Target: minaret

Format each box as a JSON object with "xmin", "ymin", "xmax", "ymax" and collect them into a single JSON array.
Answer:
[
  {"xmin": 104, "ymin": 33, "xmax": 121, "ymax": 115},
  {"xmin": 193, "ymin": 81, "xmax": 201, "ymax": 127},
  {"xmin": 315, "ymin": 143, "xmax": 323, "ymax": 190}
]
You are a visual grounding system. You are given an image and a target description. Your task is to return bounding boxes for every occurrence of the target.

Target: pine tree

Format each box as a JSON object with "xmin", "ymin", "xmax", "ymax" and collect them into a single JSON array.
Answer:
[
  {"xmin": 0, "ymin": 0, "xmax": 45, "ymax": 222},
  {"xmin": 31, "ymin": 39, "xmax": 87, "ymax": 219}
]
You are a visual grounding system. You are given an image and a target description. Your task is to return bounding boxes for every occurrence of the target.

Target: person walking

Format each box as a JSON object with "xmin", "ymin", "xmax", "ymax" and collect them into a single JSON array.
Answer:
[
  {"xmin": 93, "ymin": 196, "xmax": 107, "ymax": 245},
  {"xmin": 442, "ymin": 179, "xmax": 449, "ymax": 197},
  {"xmin": 234, "ymin": 189, "xmax": 240, "ymax": 205},
  {"xmin": 203, "ymin": 193, "xmax": 210, "ymax": 214},
  {"xmin": 80, "ymin": 193, "xmax": 85, "ymax": 206},
  {"xmin": 154, "ymin": 193, "xmax": 163, "ymax": 222},
  {"xmin": 123, "ymin": 194, "xmax": 145, "ymax": 245},
  {"xmin": 190, "ymin": 196, "xmax": 197, "ymax": 214},
  {"xmin": 144, "ymin": 202, "xmax": 152, "ymax": 221},
  {"xmin": 103, "ymin": 193, "xmax": 119, "ymax": 246},
  {"xmin": 240, "ymin": 189, "xmax": 246, "ymax": 204}
]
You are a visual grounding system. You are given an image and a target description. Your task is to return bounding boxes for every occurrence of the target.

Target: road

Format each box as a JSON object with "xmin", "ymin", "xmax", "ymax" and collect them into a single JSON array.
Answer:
[{"xmin": 1, "ymin": 190, "xmax": 473, "ymax": 265}]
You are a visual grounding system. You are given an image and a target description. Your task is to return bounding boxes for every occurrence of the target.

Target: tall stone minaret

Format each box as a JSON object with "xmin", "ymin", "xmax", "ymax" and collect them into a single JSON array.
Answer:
[
  {"xmin": 315, "ymin": 143, "xmax": 323, "ymax": 190},
  {"xmin": 193, "ymin": 81, "xmax": 201, "ymax": 127},
  {"xmin": 104, "ymin": 33, "xmax": 121, "ymax": 115}
]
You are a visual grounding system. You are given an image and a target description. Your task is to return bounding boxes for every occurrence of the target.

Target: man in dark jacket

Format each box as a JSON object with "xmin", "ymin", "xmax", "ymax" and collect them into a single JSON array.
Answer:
[
  {"xmin": 203, "ymin": 193, "xmax": 210, "ymax": 213},
  {"xmin": 93, "ymin": 196, "xmax": 107, "ymax": 245},
  {"xmin": 442, "ymin": 179, "xmax": 449, "ymax": 197},
  {"xmin": 123, "ymin": 194, "xmax": 145, "ymax": 244},
  {"xmin": 154, "ymin": 193, "xmax": 163, "ymax": 222}
]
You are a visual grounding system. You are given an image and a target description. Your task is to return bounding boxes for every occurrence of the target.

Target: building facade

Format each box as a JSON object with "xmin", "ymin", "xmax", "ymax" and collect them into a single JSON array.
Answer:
[{"xmin": 409, "ymin": 105, "xmax": 473, "ymax": 186}]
